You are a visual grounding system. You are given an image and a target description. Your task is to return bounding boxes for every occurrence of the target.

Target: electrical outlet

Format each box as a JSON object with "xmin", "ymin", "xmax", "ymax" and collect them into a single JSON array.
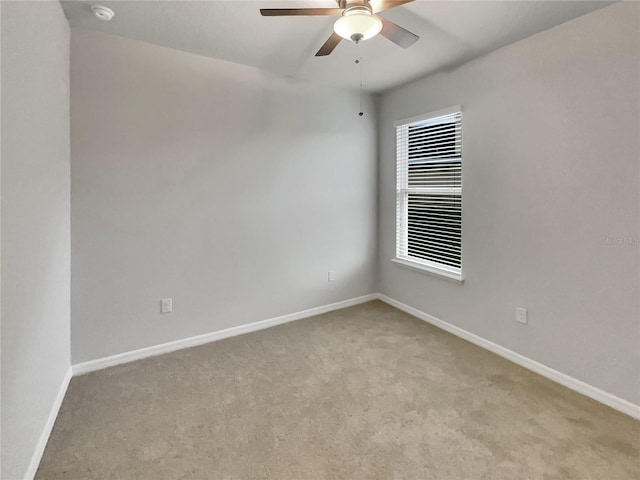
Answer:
[
  {"xmin": 161, "ymin": 298, "xmax": 172, "ymax": 313},
  {"xmin": 328, "ymin": 270, "xmax": 335, "ymax": 282},
  {"xmin": 516, "ymin": 307, "xmax": 527, "ymax": 324}
]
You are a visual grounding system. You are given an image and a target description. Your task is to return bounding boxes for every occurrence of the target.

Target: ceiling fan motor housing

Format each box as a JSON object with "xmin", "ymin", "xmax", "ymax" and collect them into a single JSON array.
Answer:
[{"xmin": 337, "ymin": 0, "xmax": 372, "ymax": 10}]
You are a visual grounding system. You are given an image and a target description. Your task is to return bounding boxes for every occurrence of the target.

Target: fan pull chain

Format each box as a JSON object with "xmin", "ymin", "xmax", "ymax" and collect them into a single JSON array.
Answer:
[{"xmin": 356, "ymin": 57, "xmax": 364, "ymax": 117}]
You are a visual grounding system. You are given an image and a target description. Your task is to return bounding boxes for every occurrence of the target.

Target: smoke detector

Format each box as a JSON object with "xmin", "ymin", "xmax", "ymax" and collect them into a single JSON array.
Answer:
[{"xmin": 91, "ymin": 5, "xmax": 115, "ymax": 22}]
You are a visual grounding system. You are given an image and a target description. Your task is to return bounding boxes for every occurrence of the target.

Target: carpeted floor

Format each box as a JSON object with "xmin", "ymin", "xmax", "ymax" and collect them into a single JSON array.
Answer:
[{"xmin": 37, "ymin": 301, "xmax": 639, "ymax": 479}]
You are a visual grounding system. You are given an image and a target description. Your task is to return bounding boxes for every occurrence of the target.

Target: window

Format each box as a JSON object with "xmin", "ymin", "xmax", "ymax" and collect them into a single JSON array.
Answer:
[{"xmin": 394, "ymin": 106, "xmax": 463, "ymax": 283}]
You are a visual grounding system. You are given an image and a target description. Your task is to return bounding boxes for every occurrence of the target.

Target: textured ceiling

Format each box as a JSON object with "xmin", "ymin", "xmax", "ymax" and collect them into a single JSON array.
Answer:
[{"xmin": 61, "ymin": 0, "xmax": 613, "ymax": 92}]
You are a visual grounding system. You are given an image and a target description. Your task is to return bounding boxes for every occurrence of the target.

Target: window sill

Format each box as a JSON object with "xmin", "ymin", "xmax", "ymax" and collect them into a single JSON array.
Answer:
[{"xmin": 391, "ymin": 258, "xmax": 464, "ymax": 284}]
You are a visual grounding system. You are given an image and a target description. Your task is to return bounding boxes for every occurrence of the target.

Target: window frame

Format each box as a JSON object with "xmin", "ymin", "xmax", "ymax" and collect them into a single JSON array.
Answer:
[{"xmin": 393, "ymin": 105, "xmax": 464, "ymax": 284}]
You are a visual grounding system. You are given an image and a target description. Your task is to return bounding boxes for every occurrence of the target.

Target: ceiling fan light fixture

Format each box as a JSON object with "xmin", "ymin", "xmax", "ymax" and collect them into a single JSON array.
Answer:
[{"xmin": 334, "ymin": 7, "xmax": 382, "ymax": 43}]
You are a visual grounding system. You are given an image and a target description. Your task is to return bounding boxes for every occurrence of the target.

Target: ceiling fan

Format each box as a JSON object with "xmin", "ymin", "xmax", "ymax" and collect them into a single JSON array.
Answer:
[{"xmin": 260, "ymin": 0, "xmax": 419, "ymax": 56}]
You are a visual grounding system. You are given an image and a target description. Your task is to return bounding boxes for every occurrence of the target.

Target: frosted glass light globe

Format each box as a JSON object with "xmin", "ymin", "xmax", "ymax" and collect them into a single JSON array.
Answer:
[{"xmin": 334, "ymin": 11, "xmax": 382, "ymax": 42}]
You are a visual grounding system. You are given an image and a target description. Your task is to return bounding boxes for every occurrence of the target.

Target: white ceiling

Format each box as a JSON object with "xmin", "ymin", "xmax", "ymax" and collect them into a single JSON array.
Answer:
[{"xmin": 60, "ymin": 0, "xmax": 613, "ymax": 93}]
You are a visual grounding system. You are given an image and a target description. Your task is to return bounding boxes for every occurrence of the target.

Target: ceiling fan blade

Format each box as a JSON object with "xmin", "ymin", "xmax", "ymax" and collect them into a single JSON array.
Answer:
[
  {"xmin": 373, "ymin": 0, "xmax": 414, "ymax": 13},
  {"xmin": 315, "ymin": 32, "xmax": 342, "ymax": 56},
  {"xmin": 379, "ymin": 17, "xmax": 419, "ymax": 49},
  {"xmin": 260, "ymin": 8, "xmax": 343, "ymax": 16}
]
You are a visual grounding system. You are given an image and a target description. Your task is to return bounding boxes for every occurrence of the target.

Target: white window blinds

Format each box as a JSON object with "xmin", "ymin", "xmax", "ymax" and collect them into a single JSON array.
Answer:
[{"xmin": 395, "ymin": 106, "xmax": 462, "ymax": 277}]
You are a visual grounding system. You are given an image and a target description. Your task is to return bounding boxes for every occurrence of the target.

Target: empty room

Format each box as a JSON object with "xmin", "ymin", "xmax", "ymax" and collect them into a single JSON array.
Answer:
[{"xmin": 1, "ymin": 0, "xmax": 639, "ymax": 478}]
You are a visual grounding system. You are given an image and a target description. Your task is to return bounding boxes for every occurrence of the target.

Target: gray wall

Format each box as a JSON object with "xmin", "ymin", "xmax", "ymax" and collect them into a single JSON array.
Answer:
[
  {"xmin": 378, "ymin": 2, "xmax": 639, "ymax": 405},
  {"xmin": 71, "ymin": 30, "xmax": 377, "ymax": 363},
  {"xmin": 1, "ymin": 2, "xmax": 71, "ymax": 479}
]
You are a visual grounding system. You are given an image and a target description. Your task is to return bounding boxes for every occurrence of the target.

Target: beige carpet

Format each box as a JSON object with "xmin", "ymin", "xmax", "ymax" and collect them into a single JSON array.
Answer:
[{"xmin": 37, "ymin": 301, "xmax": 639, "ymax": 479}]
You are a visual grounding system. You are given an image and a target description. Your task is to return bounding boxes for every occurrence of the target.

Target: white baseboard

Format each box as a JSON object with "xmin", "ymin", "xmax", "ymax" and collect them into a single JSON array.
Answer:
[
  {"xmin": 24, "ymin": 366, "xmax": 73, "ymax": 480},
  {"xmin": 70, "ymin": 291, "xmax": 639, "ymax": 420},
  {"xmin": 72, "ymin": 294, "xmax": 378, "ymax": 376},
  {"xmin": 377, "ymin": 294, "xmax": 640, "ymax": 420}
]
